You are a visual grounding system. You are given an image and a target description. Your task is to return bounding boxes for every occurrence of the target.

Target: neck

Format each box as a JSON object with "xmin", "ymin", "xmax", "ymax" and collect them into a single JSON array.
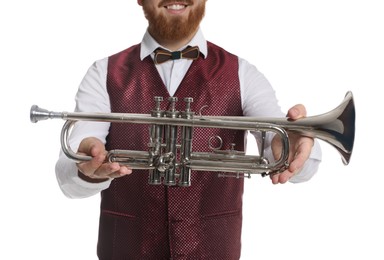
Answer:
[{"xmin": 158, "ymin": 39, "xmax": 191, "ymax": 51}]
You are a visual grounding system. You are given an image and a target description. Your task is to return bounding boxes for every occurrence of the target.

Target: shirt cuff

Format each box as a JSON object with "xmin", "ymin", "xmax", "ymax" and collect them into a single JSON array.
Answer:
[{"xmin": 55, "ymin": 157, "xmax": 112, "ymax": 199}]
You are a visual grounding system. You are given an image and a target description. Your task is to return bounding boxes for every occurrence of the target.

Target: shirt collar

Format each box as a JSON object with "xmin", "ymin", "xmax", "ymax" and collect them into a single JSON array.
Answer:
[{"xmin": 140, "ymin": 27, "xmax": 208, "ymax": 60}]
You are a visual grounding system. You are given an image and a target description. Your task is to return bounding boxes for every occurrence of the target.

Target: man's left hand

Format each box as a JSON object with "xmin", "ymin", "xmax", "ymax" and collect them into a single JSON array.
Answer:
[{"xmin": 270, "ymin": 104, "xmax": 314, "ymax": 184}]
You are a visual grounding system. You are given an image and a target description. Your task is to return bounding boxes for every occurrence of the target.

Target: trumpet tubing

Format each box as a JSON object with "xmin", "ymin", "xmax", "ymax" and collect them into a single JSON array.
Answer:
[{"xmin": 31, "ymin": 92, "xmax": 355, "ymax": 186}]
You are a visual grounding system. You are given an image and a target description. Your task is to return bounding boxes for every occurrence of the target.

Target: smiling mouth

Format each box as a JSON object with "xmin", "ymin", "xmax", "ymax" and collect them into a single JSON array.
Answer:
[{"xmin": 165, "ymin": 4, "xmax": 188, "ymax": 10}]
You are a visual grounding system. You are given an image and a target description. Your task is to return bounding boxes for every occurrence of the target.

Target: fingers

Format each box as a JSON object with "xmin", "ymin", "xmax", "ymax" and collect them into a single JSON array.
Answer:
[
  {"xmin": 76, "ymin": 137, "xmax": 132, "ymax": 180},
  {"xmin": 95, "ymin": 164, "xmax": 131, "ymax": 179},
  {"xmin": 92, "ymin": 162, "xmax": 132, "ymax": 179},
  {"xmin": 289, "ymin": 136, "xmax": 313, "ymax": 171},
  {"xmin": 270, "ymin": 104, "xmax": 312, "ymax": 184},
  {"xmin": 270, "ymin": 165, "xmax": 300, "ymax": 185},
  {"xmin": 78, "ymin": 160, "xmax": 132, "ymax": 180},
  {"xmin": 270, "ymin": 171, "xmax": 295, "ymax": 184},
  {"xmin": 270, "ymin": 136, "xmax": 313, "ymax": 184}
]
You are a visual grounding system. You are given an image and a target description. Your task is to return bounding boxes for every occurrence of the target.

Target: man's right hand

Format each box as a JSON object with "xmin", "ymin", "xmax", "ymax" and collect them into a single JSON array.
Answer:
[{"xmin": 76, "ymin": 137, "xmax": 132, "ymax": 181}]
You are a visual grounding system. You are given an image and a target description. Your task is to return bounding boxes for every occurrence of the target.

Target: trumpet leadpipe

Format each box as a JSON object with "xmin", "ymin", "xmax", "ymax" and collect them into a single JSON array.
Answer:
[{"xmin": 30, "ymin": 91, "xmax": 355, "ymax": 186}]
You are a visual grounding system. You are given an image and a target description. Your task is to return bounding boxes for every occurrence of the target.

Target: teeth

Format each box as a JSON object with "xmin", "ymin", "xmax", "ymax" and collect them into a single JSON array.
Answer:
[{"xmin": 167, "ymin": 4, "xmax": 186, "ymax": 10}]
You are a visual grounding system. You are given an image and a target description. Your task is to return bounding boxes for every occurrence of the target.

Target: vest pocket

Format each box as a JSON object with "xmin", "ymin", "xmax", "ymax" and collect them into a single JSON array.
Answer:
[
  {"xmin": 101, "ymin": 209, "xmax": 137, "ymax": 219},
  {"xmin": 199, "ymin": 210, "xmax": 243, "ymax": 259}
]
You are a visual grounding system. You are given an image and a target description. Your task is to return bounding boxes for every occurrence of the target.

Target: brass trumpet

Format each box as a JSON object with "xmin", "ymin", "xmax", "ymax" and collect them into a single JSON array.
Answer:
[{"xmin": 30, "ymin": 91, "xmax": 355, "ymax": 186}]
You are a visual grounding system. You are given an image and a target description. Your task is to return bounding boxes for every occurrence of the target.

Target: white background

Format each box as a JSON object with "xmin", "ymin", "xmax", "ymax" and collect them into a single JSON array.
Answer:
[{"xmin": 1, "ymin": 0, "xmax": 383, "ymax": 259}]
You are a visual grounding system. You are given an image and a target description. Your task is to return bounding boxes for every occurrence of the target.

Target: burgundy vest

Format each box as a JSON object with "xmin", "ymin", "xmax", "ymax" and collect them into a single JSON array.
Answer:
[{"xmin": 98, "ymin": 42, "xmax": 245, "ymax": 260}]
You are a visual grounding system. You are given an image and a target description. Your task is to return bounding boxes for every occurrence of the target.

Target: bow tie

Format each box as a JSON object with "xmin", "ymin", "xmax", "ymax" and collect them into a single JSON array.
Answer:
[{"xmin": 154, "ymin": 46, "xmax": 200, "ymax": 64}]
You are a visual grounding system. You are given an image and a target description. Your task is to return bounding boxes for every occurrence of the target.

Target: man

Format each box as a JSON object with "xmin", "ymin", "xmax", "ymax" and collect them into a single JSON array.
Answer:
[{"xmin": 55, "ymin": 0, "xmax": 322, "ymax": 259}]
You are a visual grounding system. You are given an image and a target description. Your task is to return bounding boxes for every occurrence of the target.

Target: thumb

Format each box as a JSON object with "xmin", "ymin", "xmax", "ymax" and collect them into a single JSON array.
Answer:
[{"xmin": 287, "ymin": 104, "xmax": 307, "ymax": 120}]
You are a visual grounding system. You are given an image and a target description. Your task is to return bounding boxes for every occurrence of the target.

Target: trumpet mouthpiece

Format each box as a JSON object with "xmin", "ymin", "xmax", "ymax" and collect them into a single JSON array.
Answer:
[{"xmin": 30, "ymin": 105, "xmax": 61, "ymax": 123}]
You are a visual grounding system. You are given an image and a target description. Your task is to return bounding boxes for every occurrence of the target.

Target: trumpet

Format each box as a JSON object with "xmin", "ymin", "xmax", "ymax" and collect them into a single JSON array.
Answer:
[{"xmin": 30, "ymin": 91, "xmax": 355, "ymax": 186}]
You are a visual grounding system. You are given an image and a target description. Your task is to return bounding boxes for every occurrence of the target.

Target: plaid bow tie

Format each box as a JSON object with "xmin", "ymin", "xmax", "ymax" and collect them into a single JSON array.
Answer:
[{"xmin": 154, "ymin": 46, "xmax": 200, "ymax": 64}]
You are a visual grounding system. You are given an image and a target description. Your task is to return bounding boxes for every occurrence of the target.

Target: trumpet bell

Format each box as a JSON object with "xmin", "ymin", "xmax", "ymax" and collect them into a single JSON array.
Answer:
[
  {"xmin": 286, "ymin": 91, "xmax": 355, "ymax": 165},
  {"xmin": 319, "ymin": 91, "xmax": 355, "ymax": 165},
  {"xmin": 30, "ymin": 91, "xmax": 356, "ymax": 186}
]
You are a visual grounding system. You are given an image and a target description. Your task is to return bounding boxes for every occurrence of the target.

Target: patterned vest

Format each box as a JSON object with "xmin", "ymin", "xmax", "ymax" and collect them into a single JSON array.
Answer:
[{"xmin": 98, "ymin": 42, "xmax": 245, "ymax": 260}]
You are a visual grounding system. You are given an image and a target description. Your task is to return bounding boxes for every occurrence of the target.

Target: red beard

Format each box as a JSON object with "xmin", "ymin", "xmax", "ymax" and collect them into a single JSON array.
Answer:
[{"xmin": 143, "ymin": 1, "xmax": 206, "ymax": 43}]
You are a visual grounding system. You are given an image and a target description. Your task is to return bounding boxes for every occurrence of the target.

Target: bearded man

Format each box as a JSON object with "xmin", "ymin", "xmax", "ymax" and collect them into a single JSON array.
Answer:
[{"xmin": 55, "ymin": 0, "xmax": 322, "ymax": 259}]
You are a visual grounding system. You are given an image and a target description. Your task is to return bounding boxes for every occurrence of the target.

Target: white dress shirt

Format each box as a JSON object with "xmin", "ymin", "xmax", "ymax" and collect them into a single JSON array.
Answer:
[{"xmin": 55, "ymin": 28, "xmax": 322, "ymax": 199}]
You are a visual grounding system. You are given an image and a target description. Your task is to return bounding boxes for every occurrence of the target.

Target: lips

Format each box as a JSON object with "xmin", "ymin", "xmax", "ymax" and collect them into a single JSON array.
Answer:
[
  {"xmin": 160, "ymin": 0, "xmax": 193, "ymax": 10},
  {"xmin": 166, "ymin": 4, "xmax": 187, "ymax": 10}
]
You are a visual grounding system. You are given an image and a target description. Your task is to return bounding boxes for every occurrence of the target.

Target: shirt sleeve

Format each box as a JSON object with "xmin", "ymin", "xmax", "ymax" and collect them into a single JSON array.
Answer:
[
  {"xmin": 238, "ymin": 57, "xmax": 322, "ymax": 183},
  {"xmin": 55, "ymin": 58, "xmax": 113, "ymax": 199}
]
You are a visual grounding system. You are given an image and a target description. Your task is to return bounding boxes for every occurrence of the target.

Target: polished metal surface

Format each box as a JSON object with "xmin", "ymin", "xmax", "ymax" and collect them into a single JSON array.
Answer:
[{"xmin": 31, "ymin": 91, "xmax": 355, "ymax": 186}]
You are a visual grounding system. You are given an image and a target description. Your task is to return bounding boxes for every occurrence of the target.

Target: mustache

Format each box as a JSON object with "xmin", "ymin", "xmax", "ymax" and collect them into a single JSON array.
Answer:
[{"xmin": 158, "ymin": 0, "xmax": 194, "ymax": 7}]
